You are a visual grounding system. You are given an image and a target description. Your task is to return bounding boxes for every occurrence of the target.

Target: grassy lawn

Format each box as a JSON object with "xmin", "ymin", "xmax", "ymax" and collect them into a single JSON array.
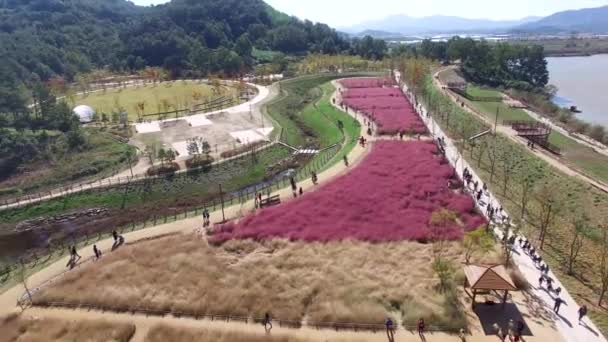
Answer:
[
  {"xmin": 0, "ymin": 128, "xmax": 135, "ymax": 198},
  {"xmin": 425, "ymin": 73, "xmax": 608, "ymax": 334},
  {"xmin": 75, "ymin": 80, "xmax": 237, "ymax": 121},
  {"xmin": 466, "ymin": 89, "xmax": 608, "ymax": 183},
  {"xmin": 266, "ymin": 73, "xmax": 378, "ymax": 148},
  {"xmin": 466, "ymin": 85, "xmax": 502, "ymax": 98},
  {"xmin": 468, "ymin": 100, "xmax": 532, "ymax": 124}
]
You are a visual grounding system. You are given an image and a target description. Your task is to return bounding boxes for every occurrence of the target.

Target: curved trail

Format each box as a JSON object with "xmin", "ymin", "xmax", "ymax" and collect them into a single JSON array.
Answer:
[
  {"xmin": 433, "ymin": 66, "xmax": 608, "ymax": 194},
  {"xmin": 0, "ymin": 83, "xmax": 278, "ymax": 211}
]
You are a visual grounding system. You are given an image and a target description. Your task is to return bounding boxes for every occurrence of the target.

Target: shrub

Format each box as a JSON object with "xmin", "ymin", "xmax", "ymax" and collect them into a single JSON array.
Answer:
[
  {"xmin": 146, "ymin": 162, "xmax": 179, "ymax": 176},
  {"xmin": 185, "ymin": 156, "xmax": 214, "ymax": 169},
  {"xmin": 509, "ymin": 267, "xmax": 531, "ymax": 291}
]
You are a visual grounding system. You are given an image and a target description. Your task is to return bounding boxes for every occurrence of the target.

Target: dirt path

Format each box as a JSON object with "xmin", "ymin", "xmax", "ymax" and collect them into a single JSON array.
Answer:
[{"xmin": 432, "ymin": 67, "xmax": 608, "ymax": 194}]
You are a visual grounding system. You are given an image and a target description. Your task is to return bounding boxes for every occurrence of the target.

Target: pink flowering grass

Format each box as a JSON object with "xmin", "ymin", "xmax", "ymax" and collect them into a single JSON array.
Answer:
[
  {"xmin": 210, "ymin": 141, "xmax": 486, "ymax": 244},
  {"xmin": 339, "ymin": 78, "xmax": 426, "ymax": 135}
]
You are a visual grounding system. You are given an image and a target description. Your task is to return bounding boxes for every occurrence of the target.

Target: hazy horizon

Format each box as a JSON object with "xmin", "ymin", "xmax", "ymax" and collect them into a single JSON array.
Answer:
[{"xmin": 130, "ymin": 0, "xmax": 608, "ymax": 27}]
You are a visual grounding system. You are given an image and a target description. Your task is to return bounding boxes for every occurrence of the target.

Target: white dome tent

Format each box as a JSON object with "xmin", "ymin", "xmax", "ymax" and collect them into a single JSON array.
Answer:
[{"xmin": 73, "ymin": 105, "xmax": 95, "ymax": 123}]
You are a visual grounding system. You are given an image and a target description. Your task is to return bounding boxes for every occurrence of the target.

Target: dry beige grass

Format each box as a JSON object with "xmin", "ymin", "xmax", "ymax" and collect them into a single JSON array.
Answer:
[
  {"xmin": 145, "ymin": 324, "xmax": 310, "ymax": 342},
  {"xmin": 35, "ymin": 233, "xmax": 499, "ymax": 328},
  {"xmin": 0, "ymin": 313, "xmax": 135, "ymax": 342}
]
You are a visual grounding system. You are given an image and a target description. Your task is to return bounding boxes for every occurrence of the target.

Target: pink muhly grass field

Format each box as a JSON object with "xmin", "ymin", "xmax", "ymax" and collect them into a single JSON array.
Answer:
[
  {"xmin": 339, "ymin": 78, "xmax": 426, "ymax": 135},
  {"xmin": 210, "ymin": 141, "xmax": 486, "ymax": 244}
]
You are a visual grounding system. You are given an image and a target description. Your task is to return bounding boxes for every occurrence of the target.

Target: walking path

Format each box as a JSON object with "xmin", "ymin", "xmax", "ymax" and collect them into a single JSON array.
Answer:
[
  {"xmin": 433, "ymin": 67, "xmax": 608, "ymax": 194},
  {"xmin": 0, "ymin": 84, "xmax": 280, "ymax": 212},
  {"xmin": 398, "ymin": 72, "xmax": 607, "ymax": 342}
]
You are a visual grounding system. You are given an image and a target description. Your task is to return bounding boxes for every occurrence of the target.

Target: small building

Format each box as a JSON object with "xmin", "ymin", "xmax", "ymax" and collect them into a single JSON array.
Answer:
[
  {"xmin": 463, "ymin": 264, "xmax": 518, "ymax": 308},
  {"xmin": 73, "ymin": 105, "xmax": 95, "ymax": 123}
]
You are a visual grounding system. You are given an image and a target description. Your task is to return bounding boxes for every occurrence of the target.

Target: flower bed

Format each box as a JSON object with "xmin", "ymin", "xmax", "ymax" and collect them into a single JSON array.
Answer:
[
  {"xmin": 210, "ymin": 141, "xmax": 485, "ymax": 243},
  {"xmin": 339, "ymin": 78, "xmax": 426, "ymax": 135}
]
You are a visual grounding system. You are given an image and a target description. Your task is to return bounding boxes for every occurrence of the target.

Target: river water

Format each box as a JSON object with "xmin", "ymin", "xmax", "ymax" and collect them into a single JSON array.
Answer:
[{"xmin": 547, "ymin": 54, "xmax": 608, "ymax": 127}]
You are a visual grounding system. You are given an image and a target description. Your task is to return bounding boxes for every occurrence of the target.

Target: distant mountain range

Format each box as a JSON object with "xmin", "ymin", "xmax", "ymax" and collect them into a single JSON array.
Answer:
[
  {"xmin": 343, "ymin": 5, "xmax": 608, "ymax": 37},
  {"xmin": 343, "ymin": 15, "xmax": 540, "ymax": 36},
  {"xmin": 513, "ymin": 5, "xmax": 608, "ymax": 34}
]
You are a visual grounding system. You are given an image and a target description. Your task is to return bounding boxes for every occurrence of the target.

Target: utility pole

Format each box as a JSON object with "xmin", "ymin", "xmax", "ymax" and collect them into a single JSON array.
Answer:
[
  {"xmin": 494, "ymin": 106, "xmax": 500, "ymax": 134},
  {"xmin": 219, "ymin": 183, "xmax": 226, "ymax": 222}
]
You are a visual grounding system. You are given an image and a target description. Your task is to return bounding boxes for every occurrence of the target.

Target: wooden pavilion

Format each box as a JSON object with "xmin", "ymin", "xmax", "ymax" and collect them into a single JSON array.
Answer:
[{"xmin": 463, "ymin": 264, "xmax": 518, "ymax": 308}]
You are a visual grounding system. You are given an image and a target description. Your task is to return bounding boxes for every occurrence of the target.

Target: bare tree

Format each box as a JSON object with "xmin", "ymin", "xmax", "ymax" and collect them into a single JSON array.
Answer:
[
  {"xmin": 517, "ymin": 163, "xmax": 546, "ymax": 220},
  {"xmin": 486, "ymin": 139, "xmax": 499, "ymax": 183},
  {"xmin": 534, "ymin": 181, "xmax": 564, "ymax": 250},
  {"xmin": 498, "ymin": 145, "xmax": 521, "ymax": 196},
  {"xmin": 17, "ymin": 260, "xmax": 32, "ymax": 310},
  {"xmin": 567, "ymin": 212, "xmax": 589, "ymax": 276},
  {"xmin": 600, "ymin": 228, "xmax": 608, "ymax": 306}
]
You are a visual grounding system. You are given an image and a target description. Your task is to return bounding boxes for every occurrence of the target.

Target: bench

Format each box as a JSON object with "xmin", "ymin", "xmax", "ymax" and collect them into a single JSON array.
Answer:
[{"xmin": 259, "ymin": 195, "xmax": 281, "ymax": 208}]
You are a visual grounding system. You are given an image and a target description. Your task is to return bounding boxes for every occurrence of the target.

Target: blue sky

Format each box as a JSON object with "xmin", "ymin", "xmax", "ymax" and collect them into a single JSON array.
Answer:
[{"xmin": 130, "ymin": 0, "xmax": 608, "ymax": 27}]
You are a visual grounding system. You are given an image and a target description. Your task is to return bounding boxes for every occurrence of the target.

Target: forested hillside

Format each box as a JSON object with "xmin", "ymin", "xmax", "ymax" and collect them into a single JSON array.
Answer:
[{"xmin": 0, "ymin": 0, "xmax": 350, "ymax": 85}]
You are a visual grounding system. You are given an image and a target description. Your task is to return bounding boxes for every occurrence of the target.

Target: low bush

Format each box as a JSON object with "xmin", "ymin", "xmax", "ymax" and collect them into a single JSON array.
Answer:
[
  {"xmin": 185, "ymin": 156, "xmax": 214, "ymax": 169},
  {"xmin": 220, "ymin": 141, "xmax": 268, "ymax": 158},
  {"xmin": 146, "ymin": 162, "xmax": 180, "ymax": 176}
]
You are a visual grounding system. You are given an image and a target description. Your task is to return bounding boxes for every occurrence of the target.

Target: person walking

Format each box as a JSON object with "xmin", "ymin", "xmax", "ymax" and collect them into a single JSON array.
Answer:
[
  {"xmin": 578, "ymin": 305, "xmax": 588, "ymax": 323},
  {"xmin": 93, "ymin": 245, "xmax": 102, "ymax": 260},
  {"xmin": 553, "ymin": 297, "xmax": 563, "ymax": 314},
  {"xmin": 417, "ymin": 318, "xmax": 426, "ymax": 341},
  {"xmin": 263, "ymin": 312, "xmax": 272, "ymax": 333},
  {"xmin": 385, "ymin": 317, "xmax": 395, "ymax": 342},
  {"xmin": 71, "ymin": 245, "xmax": 81, "ymax": 261}
]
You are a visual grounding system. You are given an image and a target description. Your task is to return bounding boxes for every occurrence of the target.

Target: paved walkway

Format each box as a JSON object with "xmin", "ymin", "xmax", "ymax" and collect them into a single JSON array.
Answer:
[{"xmin": 397, "ymin": 72, "xmax": 606, "ymax": 342}]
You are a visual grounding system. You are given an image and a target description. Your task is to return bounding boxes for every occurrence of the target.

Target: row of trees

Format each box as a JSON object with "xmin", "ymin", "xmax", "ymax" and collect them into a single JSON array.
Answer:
[
  {"xmin": 394, "ymin": 37, "xmax": 549, "ymax": 90},
  {"xmin": 399, "ymin": 57, "xmax": 608, "ymax": 306}
]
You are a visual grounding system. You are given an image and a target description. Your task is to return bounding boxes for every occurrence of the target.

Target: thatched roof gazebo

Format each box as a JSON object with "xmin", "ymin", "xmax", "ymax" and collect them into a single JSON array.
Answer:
[{"xmin": 463, "ymin": 264, "xmax": 518, "ymax": 308}]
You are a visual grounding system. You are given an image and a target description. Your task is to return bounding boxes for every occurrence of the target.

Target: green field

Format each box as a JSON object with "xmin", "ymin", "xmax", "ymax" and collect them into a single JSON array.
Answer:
[
  {"xmin": 466, "ymin": 85, "xmax": 502, "ymax": 98},
  {"xmin": 74, "ymin": 80, "xmax": 237, "ymax": 121},
  {"xmin": 465, "ymin": 88, "xmax": 608, "ymax": 183}
]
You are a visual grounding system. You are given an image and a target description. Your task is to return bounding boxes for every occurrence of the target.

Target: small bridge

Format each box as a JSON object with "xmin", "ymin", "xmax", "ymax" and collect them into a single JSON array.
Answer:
[{"xmin": 504, "ymin": 120, "xmax": 561, "ymax": 155}]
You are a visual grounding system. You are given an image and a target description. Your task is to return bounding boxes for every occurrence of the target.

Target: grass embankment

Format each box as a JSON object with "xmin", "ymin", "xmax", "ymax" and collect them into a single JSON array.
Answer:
[
  {"xmin": 422, "ymin": 72, "xmax": 608, "ymax": 333},
  {"xmin": 464, "ymin": 86, "xmax": 608, "ymax": 183},
  {"xmin": 0, "ymin": 145, "xmax": 291, "ymax": 224},
  {"xmin": 36, "ymin": 234, "xmax": 476, "ymax": 331},
  {"xmin": 75, "ymin": 80, "xmax": 237, "ymax": 121},
  {"xmin": 0, "ymin": 313, "xmax": 135, "ymax": 342},
  {"xmin": 0, "ymin": 128, "xmax": 135, "ymax": 198},
  {"xmin": 266, "ymin": 73, "xmax": 376, "ymax": 148}
]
